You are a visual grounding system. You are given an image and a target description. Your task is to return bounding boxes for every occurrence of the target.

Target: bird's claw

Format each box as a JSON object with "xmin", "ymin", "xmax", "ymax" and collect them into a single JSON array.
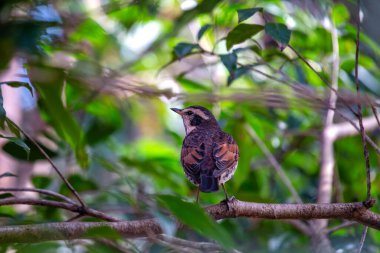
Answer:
[{"xmin": 221, "ymin": 196, "xmax": 236, "ymax": 211}]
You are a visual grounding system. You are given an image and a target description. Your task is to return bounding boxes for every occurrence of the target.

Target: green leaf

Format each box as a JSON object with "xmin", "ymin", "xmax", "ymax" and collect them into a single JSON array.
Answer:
[
  {"xmin": 60, "ymin": 174, "xmax": 97, "ymax": 195},
  {"xmin": 332, "ymin": 4, "xmax": 349, "ymax": 26},
  {"xmin": 158, "ymin": 194, "xmax": 234, "ymax": 249},
  {"xmin": 197, "ymin": 24, "xmax": 212, "ymax": 40},
  {"xmin": 86, "ymin": 242, "xmax": 124, "ymax": 253},
  {"xmin": 0, "ymin": 193, "xmax": 14, "ymax": 199},
  {"xmin": 32, "ymin": 176, "xmax": 52, "ymax": 189},
  {"xmin": 220, "ymin": 53, "xmax": 237, "ymax": 73},
  {"xmin": 176, "ymin": 76, "xmax": 210, "ymax": 92},
  {"xmin": 2, "ymin": 139, "xmax": 57, "ymax": 161},
  {"xmin": 0, "ymin": 172, "xmax": 17, "ymax": 179},
  {"xmin": 0, "ymin": 88, "xmax": 5, "ymax": 128},
  {"xmin": 237, "ymin": 7, "xmax": 263, "ymax": 23},
  {"xmin": 84, "ymin": 96, "xmax": 123, "ymax": 145},
  {"xmin": 227, "ymin": 67, "xmax": 249, "ymax": 86},
  {"xmin": 85, "ymin": 117, "xmax": 119, "ymax": 145},
  {"xmin": 173, "ymin": 42, "xmax": 200, "ymax": 59},
  {"xmin": 226, "ymin": 24, "xmax": 264, "ymax": 50},
  {"xmin": 5, "ymin": 118, "xmax": 21, "ymax": 138},
  {"xmin": 0, "ymin": 81, "xmax": 33, "ymax": 96},
  {"xmin": 265, "ymin": 23, "xmax": 291, "ymax": 46},
  {"xmin": 0, "ymin": 136, "xmax": 30, "ymax": 160},
  {"xmin": 29, "ymin": 65, "xmax": 88, "ymax": 168}
]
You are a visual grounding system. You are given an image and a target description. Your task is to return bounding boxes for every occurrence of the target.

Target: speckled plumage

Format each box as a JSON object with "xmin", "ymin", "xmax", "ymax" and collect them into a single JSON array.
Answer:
[{"xmin": 171, "ymin": 106, "xmax": 239, "ymax": 197}]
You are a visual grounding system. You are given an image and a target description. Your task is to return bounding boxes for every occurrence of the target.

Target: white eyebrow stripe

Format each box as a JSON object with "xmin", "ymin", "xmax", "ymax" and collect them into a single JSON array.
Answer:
[{"xmin": 183, "ymin": 108, "xmax": 209, "ymax": 120}]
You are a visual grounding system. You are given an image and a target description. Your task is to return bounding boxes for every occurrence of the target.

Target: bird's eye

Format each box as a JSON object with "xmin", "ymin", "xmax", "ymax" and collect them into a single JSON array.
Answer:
[{"xmin": 186, "ymin": 111, "xmax": 193, "ymax": 116}]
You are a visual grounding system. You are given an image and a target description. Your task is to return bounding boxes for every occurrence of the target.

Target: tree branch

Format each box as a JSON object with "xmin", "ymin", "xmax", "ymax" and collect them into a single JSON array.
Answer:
[
  {"xmin": 334, "ymin": 110, "xmax": 380, "ymax": 155},
  {"xmin": 0, "ymin": 199, "xmax": 378, "ymax": 244},
  {"xmin": 0, "ymin": 197, "xmax": 118, "ymax": 222},
  {"xmin": 316, "ymin": 18, "xmax": 340, "ymax": 231},
  {"xmin": 244, "ymin": 124, "xmax": 303, "ymax": 204},
  {"xmin": 353, "ymin": 0, "xmax": 371, "ymax": 203},
  {"xmin": 326, "ymin": 221, "xmax": 358, "ymax": 234},
  {"xmin": 0, "ymin": 188, "xmax": 76, "ymax": 204},
  {"xmin": 156, "ymin": 235, "xmax": 242, "ymax": 253},
  {"xmin": 357, "ymin": 226, "xmax": 368, "ymax": 253},
  {"xmin": 6, "ymin": 118, "xmax": 86, "ymax": 207},
  {"xmin": 354, "ymin": 1, "xmax": 371, "ymax": 250},
  {"xmin": 328, "ymin": 114, "xmax": 380, "ymax": 140}
]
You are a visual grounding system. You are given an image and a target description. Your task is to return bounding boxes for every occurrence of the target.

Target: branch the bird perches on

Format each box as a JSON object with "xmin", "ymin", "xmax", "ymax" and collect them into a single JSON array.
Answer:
[{"xmin": 0, "ymin": 198, "xmax": 378, "ymax": 243}]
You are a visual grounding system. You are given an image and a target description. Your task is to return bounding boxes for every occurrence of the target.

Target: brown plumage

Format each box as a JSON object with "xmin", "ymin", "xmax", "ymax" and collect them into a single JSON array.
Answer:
[{"xmin": 171, "ymin": 105, "xmax": 239, "ymax": 202}]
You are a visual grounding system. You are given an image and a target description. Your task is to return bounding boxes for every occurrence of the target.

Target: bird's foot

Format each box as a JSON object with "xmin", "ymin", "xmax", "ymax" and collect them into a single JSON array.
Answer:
[{"xmin": 221, "ymin": 196, "xmax": 236, "ymax": 211}]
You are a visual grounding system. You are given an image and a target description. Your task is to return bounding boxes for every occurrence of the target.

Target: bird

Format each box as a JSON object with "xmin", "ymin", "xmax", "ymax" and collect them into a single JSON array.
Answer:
[{"xmin": 171, "ymin": 105, "xmax": 239, "ymax": 203}]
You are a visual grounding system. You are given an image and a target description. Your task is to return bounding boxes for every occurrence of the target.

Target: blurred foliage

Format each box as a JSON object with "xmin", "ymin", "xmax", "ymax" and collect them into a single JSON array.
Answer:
[{"xmin": 0, "ymin": 0, "xmax": 380, "ymax": 252}]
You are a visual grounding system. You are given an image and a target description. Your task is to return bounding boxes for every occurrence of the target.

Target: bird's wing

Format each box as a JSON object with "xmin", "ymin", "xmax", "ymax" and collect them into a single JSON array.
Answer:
[
  {"xmin": 212, "ymin": 133, "xmax": 239, "ymax": 177},
  {"xmin": 181, "ymin": 141, "xmax": 205, "ymax": 184}
]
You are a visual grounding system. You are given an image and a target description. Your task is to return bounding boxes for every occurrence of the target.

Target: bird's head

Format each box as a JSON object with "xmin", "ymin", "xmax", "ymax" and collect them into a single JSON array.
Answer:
[{"xmin": 171, "ymin": 105, "xmax": 218, "ymax": 134}]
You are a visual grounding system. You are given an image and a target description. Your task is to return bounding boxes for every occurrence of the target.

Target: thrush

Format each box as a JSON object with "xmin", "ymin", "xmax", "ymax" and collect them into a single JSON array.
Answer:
[{"xmin": 171, "ymin": 105, "xmax": 239, "ymax": 202}]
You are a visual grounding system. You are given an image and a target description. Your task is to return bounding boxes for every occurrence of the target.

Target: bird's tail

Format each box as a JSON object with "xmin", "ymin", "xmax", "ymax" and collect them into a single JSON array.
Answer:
[{"xmin": 199, "ymin": 174, "xmax": 219, "ymax": 192}]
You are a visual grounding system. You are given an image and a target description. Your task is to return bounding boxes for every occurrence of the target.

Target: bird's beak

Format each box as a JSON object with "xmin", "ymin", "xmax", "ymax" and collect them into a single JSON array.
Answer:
[{"xmin": 170, "ymin": 108, "xmax": 183, "ymax": 115}]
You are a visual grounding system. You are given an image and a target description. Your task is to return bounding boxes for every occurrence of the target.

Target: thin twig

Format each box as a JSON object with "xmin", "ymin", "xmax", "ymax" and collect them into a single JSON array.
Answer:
[
  {"xmin": 334, "ymin": 110, "xmax": 380, "ymax": 154},
  {"xmin": 354, "ymin": 0, "xmax": 371, "ymax": 202},
  {"xmin": 0, "ymin": 188, "xmax": 76, "ymax": 204},
  {"xmin": 252, "ymin": 57, "xmax": 380, "ymax": 156},
  {"xmin": 244, "ymin": 124, "xmax": 303, "ymax": 204},
  {"xmin": 0, "ymin": 197, "xmax": 118, "ymax": 222},
  {"xmin": 287, "ymin": 45, "xmax": 358, "ymax": 118},
  {"xmin": 326, "ymin": 221, "xmax": 358, "ymax": 234},
  {"xmin": 356, "ymin": 226, "xmax": 368, "ymax": 253},
  {"xmin": 66, "ymin": 213, "xmax": 84, "ymax": 222},
  {"xmin": 328, "ymin": 114, "xmax": 380, "ymax": 140},
  {"xmin": 157, "ymin": 235, "xmax": 242, "ymax": 253},
  {"xmin": 370, "ymin": 105, "xmax": 380, "ymax": 128},
  {"xmin": 316, "ymin": 17, "xmax": 340, "ymax": 230},
  {"xmin": 7, "ymin": 117, "xmax": 86, "ymax": 207},
  {"xmin": 149, "ymin": 234, "xmax": 201, "ymax": 253}
]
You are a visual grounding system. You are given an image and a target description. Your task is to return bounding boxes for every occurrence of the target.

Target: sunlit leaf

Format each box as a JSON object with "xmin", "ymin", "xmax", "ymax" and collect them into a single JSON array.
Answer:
[
  {"xmin": 69, "ymin": 18, "xmax": 107, "ymax": 51},
  {"xmin": 265, "ymin": 23, "xmax": 291, "ymax": 46},
  {"xmin": 197, "ymin": 24, "xmax": 212, "ymax": 40},
  {"xmin": 176, "ymin": 76, "xmax": 210, "ymax": 92},
  {"xmin": 237, "ymin": 7, "xmax": 263, "ymax": 23},
  {"xmin": 332, "ymin": 4, "xmax": 349, "ymax": 26},
  {"xmin": 226, "ymin": 24, "xmax": 264, "ymax": 50},
  {"xmin": 158, "ymin": 194, "xmax": 234, "ymax": 249}
]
